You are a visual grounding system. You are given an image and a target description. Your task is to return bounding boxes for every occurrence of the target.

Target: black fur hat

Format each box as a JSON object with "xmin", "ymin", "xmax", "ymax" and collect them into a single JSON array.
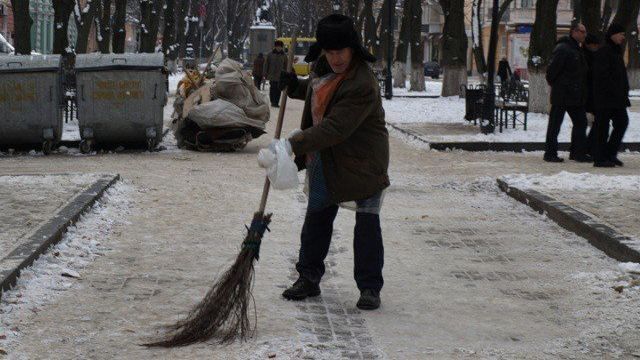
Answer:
[
  {"xmin": 606, "ymin": 23, "xmax": 626, "ymax": 37},
  {"xmin": 305, "ymin": 14, "xmax": 376, "ymax": 63}
]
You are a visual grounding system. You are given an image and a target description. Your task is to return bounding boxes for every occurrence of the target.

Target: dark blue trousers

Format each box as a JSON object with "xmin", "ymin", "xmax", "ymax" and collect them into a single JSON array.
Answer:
[{"xmin": 295, "ymin": 205, "xmax": 384, "ymax": 292}]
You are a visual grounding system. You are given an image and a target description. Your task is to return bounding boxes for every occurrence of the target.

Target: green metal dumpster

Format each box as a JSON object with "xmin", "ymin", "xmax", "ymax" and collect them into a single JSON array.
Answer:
[
  {"xmin": 75, "ymin": 53, "xmax": 166, "ymax": 152},
  {"xmin": 0, "ymin": 55, "xmax": 63, "ymax": 154}
]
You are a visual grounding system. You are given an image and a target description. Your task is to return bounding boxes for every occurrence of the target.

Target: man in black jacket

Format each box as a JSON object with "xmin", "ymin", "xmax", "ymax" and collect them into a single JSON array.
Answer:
[
  {"xmin": 584, "ymin": 33, "xmax": 601, "ymax": 156},
  {"xmin": 544, "ymin": 23, "xmax": 591, "ymax": 163},
  {"xmin": 592, "ymin": 23, "xmax": 630, "ymax": 167}
]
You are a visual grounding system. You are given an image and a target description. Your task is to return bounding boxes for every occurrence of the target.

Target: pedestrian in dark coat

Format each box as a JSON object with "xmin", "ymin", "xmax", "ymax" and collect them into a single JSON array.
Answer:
[
  {"xmin": 584, "ymin": 33, "xmax": 601, "ymax": 155},
  {"xmin": 264, "ymin": 41, "xmax": 288, "ymax": 107},
  {"xmin": 262, "ymin": 14, "xmax": 388, "ymax": 310},
  {"xmin": 252, "ymin": 53, "xmax": 265, "ymax": 89},
  {"xmin": 497, "ymin": 57, "xmax": 512, "ymax": 84},
  {"xmin": 592, "ymin": 23, "xmax": 630, "ymax": 167},
  {"xmin": 544, "ymin": 22, "xmax": 590, "ymax": 163}
]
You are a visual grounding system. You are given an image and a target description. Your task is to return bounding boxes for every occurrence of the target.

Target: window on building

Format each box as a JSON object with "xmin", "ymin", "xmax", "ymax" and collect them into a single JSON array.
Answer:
[{"xmin": 520, "ymin": 0, "xmax": 534, "ymax": 8}]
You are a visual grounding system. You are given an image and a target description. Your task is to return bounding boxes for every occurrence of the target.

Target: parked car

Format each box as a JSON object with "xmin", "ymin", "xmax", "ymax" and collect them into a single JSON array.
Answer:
[{"xmin": 423, "ymin": 61, "xmax": 441, "ymax": 79}]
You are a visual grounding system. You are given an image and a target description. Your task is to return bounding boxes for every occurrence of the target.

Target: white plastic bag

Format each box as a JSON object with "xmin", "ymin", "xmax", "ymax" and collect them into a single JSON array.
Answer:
[{"xmin": 258, "ymin": 139, "xmax": 298, "ymax": 190}]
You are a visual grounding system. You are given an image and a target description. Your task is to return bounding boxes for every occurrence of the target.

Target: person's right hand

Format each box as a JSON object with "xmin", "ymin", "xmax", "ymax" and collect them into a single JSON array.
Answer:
[{"xmin": 279, "ymin": 71, "xmax": 299, "ymax": 92}]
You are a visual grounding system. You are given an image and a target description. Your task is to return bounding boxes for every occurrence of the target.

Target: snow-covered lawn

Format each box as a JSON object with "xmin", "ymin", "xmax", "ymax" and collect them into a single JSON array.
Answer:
[
  {"xmin": 384, "ymin": 95, "xmax": 640, "ymax": 143},
  {"xmin": 500, "ymin": 171, "xmax": 640, "ymax": 191}
]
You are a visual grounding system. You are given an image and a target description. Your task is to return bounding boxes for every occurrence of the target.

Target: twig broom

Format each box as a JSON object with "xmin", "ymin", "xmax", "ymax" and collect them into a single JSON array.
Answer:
[{"xmin": 145, "ymin": 37, "xmax": 298, "ymax": 348}]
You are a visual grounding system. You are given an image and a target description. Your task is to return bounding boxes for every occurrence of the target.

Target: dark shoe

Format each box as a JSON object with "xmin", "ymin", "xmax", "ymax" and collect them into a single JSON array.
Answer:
[
  {"xmin": 271, "ymin": 103, "xmax": 279, "ymax": 108},
  {"xmin": 594, "ymin": 160, "xmax": 615, "ymax": 168},
  {"xmin": 543, "ymin": 155, "xmax": 564, "ymax": 163},
  {"xmin": 356, "ymin": 289, "xmax": 381, "ymax": 310},
  {"xmin": 570, "ymin": 154, "xmax": 593, "ymax": 163},
  {"xmin": 610, "ymin": 157, "xmax": 624, "ymax": 167},
  {"xmin": 282, "ymin": 277, "xmax": 320, "ymax": 301}
]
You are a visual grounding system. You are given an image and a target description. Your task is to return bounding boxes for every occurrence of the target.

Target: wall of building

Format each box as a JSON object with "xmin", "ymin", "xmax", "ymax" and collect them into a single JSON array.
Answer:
[{"xmin": 0, "ymin": 0, "xmax": 14, "ymax": 45}]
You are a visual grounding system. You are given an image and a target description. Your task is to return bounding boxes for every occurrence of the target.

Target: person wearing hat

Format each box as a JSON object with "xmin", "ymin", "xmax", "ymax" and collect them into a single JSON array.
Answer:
[
  {"xmin": 259, "ymin": 14, "xmax": 389, "ymax": 310},
  {"xmin": 264, "ymin": 40, "xmax": 288, "ymax": 107},
  {"xmin": 592, "ymin": 23, "xmax": 630, "ymax": 167},
  {"xmin": 544, "ymin": 22, "xmax": 591, "ymax": 163}
]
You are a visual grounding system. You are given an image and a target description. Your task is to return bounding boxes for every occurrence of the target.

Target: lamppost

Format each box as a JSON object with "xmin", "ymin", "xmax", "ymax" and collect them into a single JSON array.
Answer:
[
  {"xmin": 384, "ymin": 0, "xmax": 393, "ymax": 100},
  {"xmin": 481, "ymin": 0, "xmax": 499, "ymax": 134}
]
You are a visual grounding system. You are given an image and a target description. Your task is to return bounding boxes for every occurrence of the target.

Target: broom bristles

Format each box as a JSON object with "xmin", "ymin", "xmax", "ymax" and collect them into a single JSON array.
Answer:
[{"xmin": 144, "ymin": 214, "xmax": 271, "ymax": 348}]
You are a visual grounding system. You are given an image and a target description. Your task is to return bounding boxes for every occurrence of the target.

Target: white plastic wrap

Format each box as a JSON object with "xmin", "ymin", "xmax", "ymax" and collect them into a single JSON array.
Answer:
[{"xmin": 257, "ymin": 139, "xmax": 298, "ymax": 190}]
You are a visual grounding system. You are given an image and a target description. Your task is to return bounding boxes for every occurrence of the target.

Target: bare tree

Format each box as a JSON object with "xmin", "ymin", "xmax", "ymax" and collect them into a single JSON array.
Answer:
[
  {"xmin": 10, "ymin": 0, "xmax": 33, "ymax": 54},
  {"xmin": 139, "ymin": 0, "xmax": 165, "ymax": 53},
  {"xmin": 361, "ymin": 0, "xmax": 376, "ymax": 50},
  {"xmin": 472, "ymin": 0, "xmax": 514, "ymax": 83},
  {"xmin": 439, "ymin": 0, "xmax": 467, "ymax": 96},
  {"xmin": 97, "ymin": 0, "xmax": 112, "ymax": 53},
  {"xmin": 75, "ymin": 0, "xmax": 99, "ymax": 54},
  {"xmin": 112, "ymin": 0, "xmax": 127, "ymax": 53},
  {"xmin": 393, "ymin": 0, "xmax": 410, "ymax": 88},
  {"xmin": 610, "ymin": 0, "xmax": 640, "ymax": 30},
  {"xmin": 375, "ymin": 0, "xmax": 396, "ymax": 67},
  {"xmin": 53, "ymin": 0, "xmax": 75, "ymax": 54},
  {"xmin": 409, "ymin": 0, "xmax": 425, "ymax": 91},
  {"xmin": 601, "ymin": 0, "xmax": 613, "ymax": 32},
  {"xmin": 579, "ymin": 0, "xmax": 602, "ymax": 35},
  {"xmin": 163, "ymin": 0, "xmax": 177, "ymax": 61},
  {"xmin": 527, "ymin": 0, "xmax": 559, "ymax": 113}
]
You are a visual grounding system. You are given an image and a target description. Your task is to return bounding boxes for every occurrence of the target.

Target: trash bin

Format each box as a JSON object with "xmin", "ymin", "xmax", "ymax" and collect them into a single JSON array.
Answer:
[
  {"xmin": 462, "ymin": 85, "xmax": 485, "ymax": 121},
  {"xmin": 0, "ymin": 55, "xmax": 63, "ymax": 154},
  {"xmin": 75, "ymin": 53, "xmax": 166, "ymax": 152}
]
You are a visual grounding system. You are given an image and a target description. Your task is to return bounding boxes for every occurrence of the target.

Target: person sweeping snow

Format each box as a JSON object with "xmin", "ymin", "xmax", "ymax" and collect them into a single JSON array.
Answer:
[{"xmin": 259, "ymin": 14, "xmax": 390, "ymax": 310}]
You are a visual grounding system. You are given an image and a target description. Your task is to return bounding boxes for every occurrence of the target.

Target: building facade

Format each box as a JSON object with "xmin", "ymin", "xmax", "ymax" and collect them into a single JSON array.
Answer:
[
  {"xmin": 30, "ymin": 0, "xmax": 55, "ymax": 54},
  {"xmin": 480, "ymin": 0, "xmax": 574, "ymax": 79},
  {"xmin": 0, "ymin": 0, "xmax": 13, "ymax": 46}
]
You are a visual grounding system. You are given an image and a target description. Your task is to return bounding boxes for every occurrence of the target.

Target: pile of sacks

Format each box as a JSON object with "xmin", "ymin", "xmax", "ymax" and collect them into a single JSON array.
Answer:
[{"xmin": 171, "ymin": 59, "xmax": 270, "ymax": 152}]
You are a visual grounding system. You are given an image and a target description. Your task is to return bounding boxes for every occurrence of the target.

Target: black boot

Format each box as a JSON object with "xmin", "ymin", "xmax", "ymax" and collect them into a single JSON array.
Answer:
[
  {"xmin": 543, "ymin": 155, "xmax": 564, "ymax": 163},
  {"xmin": 594, "ymin": 160, "xmax": 615, "ymax": 167},
  {"xmin": 356, "ymin": 289, "xmax": 381, "ymax": 310},
  {"xmin": 610, "ymin": 157, "xmax": 624, "ymax": 167},
  {"xmin": 282, "ymin": 277, "xmax": 321, "ymax": 301}
]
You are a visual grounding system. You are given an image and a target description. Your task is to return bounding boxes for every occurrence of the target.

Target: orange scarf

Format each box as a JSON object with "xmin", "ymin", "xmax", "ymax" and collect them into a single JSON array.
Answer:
[{"xmin": 311, "ymin": 71, "xmax": 349, "ymax": 127}]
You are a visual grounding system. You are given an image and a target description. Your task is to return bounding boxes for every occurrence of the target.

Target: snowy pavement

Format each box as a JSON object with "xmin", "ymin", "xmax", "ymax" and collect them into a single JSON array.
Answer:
[{"xmin": 0, "ymin": 98, "xmax": 639, "ymax": 358}]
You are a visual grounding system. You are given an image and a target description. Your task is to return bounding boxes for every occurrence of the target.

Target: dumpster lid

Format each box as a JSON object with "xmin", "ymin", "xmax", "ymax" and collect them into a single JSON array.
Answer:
[
  {"xmin": 75, "ymin": 53, "xmax": 165, "ymax": 71},
  {"xmin": 0, "ymin": 55, "xmax": 61, "ymax": 73}
]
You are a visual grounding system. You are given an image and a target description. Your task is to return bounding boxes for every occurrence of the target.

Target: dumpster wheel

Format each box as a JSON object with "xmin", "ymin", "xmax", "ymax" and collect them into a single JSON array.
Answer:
[
  {"xmin": 42, "ymin": 141, "xmax": 53, "ymax": 155},
  {"xmin": 80, "ymin": 139, "xmax": 93, "ymax": 154}
]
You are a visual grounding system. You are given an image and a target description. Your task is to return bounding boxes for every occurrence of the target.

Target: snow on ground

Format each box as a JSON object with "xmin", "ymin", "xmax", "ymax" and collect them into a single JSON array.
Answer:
[
  {"xmin": 384, "ymin": 95, "xmax": 640, "ymax": 143},
  {"xmin": 392, "ymin": 80, "xmax": 442, "ymax": 97},
  {"xmin": 0, "ymin": 181, "xmax": 134, "ymax": 350},
  {"xmin": 168, "ymin": 72, "xmax": 183, "ymax": 97},
  {"xmin": 500, "ymin": 171, "xmax": 640, "ymax": 191}
]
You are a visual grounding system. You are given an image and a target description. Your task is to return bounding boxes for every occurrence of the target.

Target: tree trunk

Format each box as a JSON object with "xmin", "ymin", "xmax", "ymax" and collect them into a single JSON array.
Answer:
[
  {"xmin": 76, "ymin": 0, "xmax": 99, "ymax": 54},
  {"xmin": 393, "ymin": 0, "xmax": 411, "ymax": 88},
  {"xmin": 362, "ymin": 0, "xmax": 376, "ymax": 51},
  {"xmin": 140, "ymin": 0, "xmax": 164, "ymax": 53},
  {"xmin": 53, "ymin": 0, "xmax": 75, "ymax": 54},
  {"xmin": 347, "ymin": 0, "xmax": 360, "ymax": 20},
  {"xmin": 112, "ymin": 0, "xmax": 126, "ymax": 53},
  {"xmin": 97, "ymin": 0, "xmax": 112, "ymax": 53},
  {"xmin": 472, "ymin": 0, "xmax": 487, "ymax": 82},
  {"xmin": 375, "ymin": 0, "xmax": 396, "ymax": 68},
  {"xmin": 626, "ymin": 3, "xmax": 640, "ymax": 89},
  {"xmin": 601, "ymin": 0, "xmax": 613, "ymax": 32},
  {"xmin": 176, "ymin": 0, "xmax": 189, "ymax": 58},
  {"xmin": 409, "ymin": 0, "xmax": 425, "ymax": 91},
  {"xmin": 611, "ymin": 0, "xmax": 640, "ymax": 31},
  {"xmin": 163, "ymin": 0, "xmax": 177, "ymax": 62},
  {"xmin": 440, "ymin": 0, "xmax": 468, "ymax": 96},
  {"xmin": 10, "ymin": 0, "xmax": 33, "ymax": 55},
  {"xmin": 580, "ymin": 0, "xmax": 602, "ymax": 36},
  {"xmin": 527, "ymin": 0, "xmax": 559, "ymax": 113}
]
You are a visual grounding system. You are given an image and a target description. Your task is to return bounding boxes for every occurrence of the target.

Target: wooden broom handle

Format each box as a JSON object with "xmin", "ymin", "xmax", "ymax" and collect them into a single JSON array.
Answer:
[{"xmin": 258, "ymin": 36, "xmax": 298, "ymax": 214}]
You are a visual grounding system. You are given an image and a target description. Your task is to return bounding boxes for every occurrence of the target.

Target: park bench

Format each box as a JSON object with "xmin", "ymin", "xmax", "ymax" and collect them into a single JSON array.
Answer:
[{"xmin": 494, "ymin": 80, "xmax": 529, "ymax": 132}]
